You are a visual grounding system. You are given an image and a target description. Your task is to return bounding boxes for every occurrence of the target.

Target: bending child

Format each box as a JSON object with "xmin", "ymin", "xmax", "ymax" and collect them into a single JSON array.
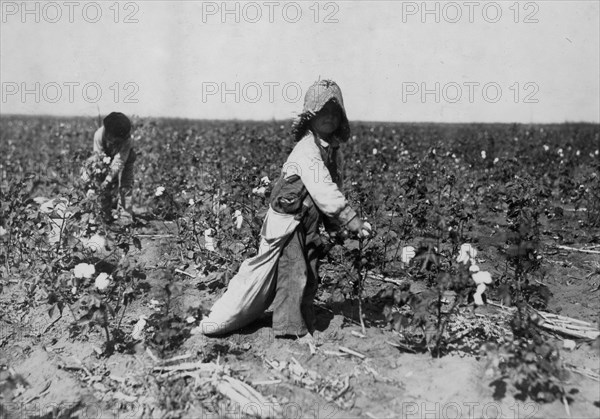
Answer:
[{"xmin": 89, "ymin": 112, "xmax": 137, "ymax": 223}]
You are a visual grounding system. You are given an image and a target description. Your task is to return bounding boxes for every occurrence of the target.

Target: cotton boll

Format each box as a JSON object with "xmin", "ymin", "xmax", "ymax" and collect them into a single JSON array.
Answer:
[
  {"xmin": 74, "ymin": 263, "xmax": 95, "ymax": 279},
  {"xmin": 457, "ymin": 243, "xmax": 478, "ymax": 264},
  {"xmin": 234, "ymin": 210, "xmax": 243, "ymax": 229},
  {"xmin": 205, "ymin": 228, "xmax": 216, "ymax": 251},
  {"xmin": 95, "ymin": 272, "xmax": 111, "ymax": 290},
  {"xmin": 82, "ymin": 234, "xmax": 107, "ymax": 253},
  {"xmin": 252, "ymin": 186, "xmax": 267, "ymax": 197},
  {"xmin": 361, "ymin": 221, "xmax": 371, "ymax": 237},
  {"xmin": 472, "ymin": 271, "xmax": 492, "ymax": 285},
  {"xmin": 473, "ymin": 283, "xmax": 487, "ymax": 306},
  {"xmin": 131, "ymin": 315, "xmax": 148, "ymax": 340}
]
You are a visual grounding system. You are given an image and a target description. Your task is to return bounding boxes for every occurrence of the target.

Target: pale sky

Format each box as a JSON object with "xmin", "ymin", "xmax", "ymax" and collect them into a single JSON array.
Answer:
[{"xmin": 1, "ymin": 0, "xmax": 599, "ymax": 123}]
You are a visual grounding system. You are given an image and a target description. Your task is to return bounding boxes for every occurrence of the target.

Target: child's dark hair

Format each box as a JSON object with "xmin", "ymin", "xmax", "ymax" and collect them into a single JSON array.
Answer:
[{"xmin": 103, "ymin": 112, "xmax": 132, "ymax": 139}]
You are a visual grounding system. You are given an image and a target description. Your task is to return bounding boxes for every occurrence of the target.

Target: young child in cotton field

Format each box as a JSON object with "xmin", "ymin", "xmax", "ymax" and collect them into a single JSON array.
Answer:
[
  {"xmin": 86, "ymin": 112, "xmax": 137, "ymax": 223},
  {"xmin": 195, "ymin": 80, "xmax": 371, "ymax": 341},
  {"xmin": 269, "ymin": 79, "xmax": 371, "ymax": 338}
]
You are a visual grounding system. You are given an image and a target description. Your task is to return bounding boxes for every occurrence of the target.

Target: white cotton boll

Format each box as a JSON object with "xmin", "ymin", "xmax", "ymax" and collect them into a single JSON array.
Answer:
[
  {"xmin": 205, "ymin": 228, "xmax": 216, "ymax": 251},
  {"xmin": 155, "ymin": 186, "xmax": 165, "ymax": 197},
  {"xmin": 189, "ymin": 199, "xmax": 195, "ymax": 206},
  {"xmin": 372, "ymin": 148, "xmax": 378, "ymax": 155},
  {"xmin": 361, "ymin": 221, "xmax": 371, "ymax": 237},
  {"xmin": 131, "ymin": 315, "xmax": 148, "ymax": 340},
  {"xmin": 481, "ymin": 150, "xmax": 486, "ymax": 159},
  {"xmin": 103, "ymin": 156, "xmax": 112, "ymax": 164},
  {"xmin": 493, "ymin": 157, "xmax": 499, "ymax": 164},
  {"xmin": 457, "ymin": 243, "xmax": 478, "ymax": 264},
  {"xmin": 234, "ymin": 210, "xmax": 243, "ymax": 229},
  {"xmin": 472, "ymin": 271, "xmax": 493, "ymax": 285},
  {"xmin": 82, "ymin": 234, "xmax": 106, "ymax": 253},
  {"xmin": 543, "ymin": 145, "xmax": 549, "ymax": 152},
  {"xmin": 401, "ymin": 246, "xmax": 416, "ymax": 265},
  {"xmin": 94, "ymin": 272, "xmax": 111, "ymax": 291},
  {"xmin": 252, "ymin": 186, "xmax": 267, "ymax": 197},
  {"xmin": 74, "ymin": 263, "xmax": 95, "ymax": 279},
  {"xmin": 473, "ymin": 283, "xmax": 487, "ymax": 306}
]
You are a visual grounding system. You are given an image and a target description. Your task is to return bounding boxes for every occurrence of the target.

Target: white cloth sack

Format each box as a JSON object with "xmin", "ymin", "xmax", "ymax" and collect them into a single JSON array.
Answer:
[{"xmin": 196, "ymin": 208, "xmax": 299, "ymax": 335}]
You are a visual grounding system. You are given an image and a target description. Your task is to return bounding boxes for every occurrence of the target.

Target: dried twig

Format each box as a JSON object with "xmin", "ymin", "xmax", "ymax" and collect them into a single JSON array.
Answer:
[
  {"xmin": 565, "ymin": 365, "xmax": 600, "ymax": 382},
  {"xmin": 153, "ymin": 361, "xmax": 219, "ymax": 373},
  {"xmin": 146, "ymin": 347, "xmax": 160, "ymax": 363},
  {"xmin": 160, "ymin": 353, "xmax": 193, "ymax": 364},
  {"xmin": 486, "ymin": 301, "xmax": 599, "ymax": 340},
  {"xmin": 339, "ymin": 346, "xmax": 366, "ymax": 359},
  {"xmin": 174, "ymin": 268, "xmax": 195, "ymax": 278},
  {"xmin": 386, "ymin": 340, "xmax": 417, "ymax": 353},
  {"xmin": 556, "ymin": 245, "xmax": 600, "ymax": 254},
  {"xmin": 323, "ymin": 350, "xmax": 349, "ymax": 357},
  {"xmin": 367, "ymin": 273, "xmax": 408, "ymax": 287},
  {"xmin": 251, "ymin": 379, "xmax": 282, "ymax": 386}
]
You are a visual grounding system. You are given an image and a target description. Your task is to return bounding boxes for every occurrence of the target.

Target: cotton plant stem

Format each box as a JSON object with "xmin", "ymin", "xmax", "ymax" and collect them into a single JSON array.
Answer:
[{"xmin": 357, "ymin": 237, "xmax": 367, "ymax": 335}]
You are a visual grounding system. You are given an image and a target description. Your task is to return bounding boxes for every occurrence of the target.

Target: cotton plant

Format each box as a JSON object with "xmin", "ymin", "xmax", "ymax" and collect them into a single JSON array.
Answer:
[
  {"xmin": 252, "ymin": 176, "xmax": 271, "ymax": 198},
  {"xmin": 80, "ymin": 152, "xmax": 111, "ymax": 191}
]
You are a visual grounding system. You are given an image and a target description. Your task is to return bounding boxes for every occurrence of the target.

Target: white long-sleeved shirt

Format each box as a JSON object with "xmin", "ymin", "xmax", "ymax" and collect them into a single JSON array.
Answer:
[
  {"xmin": 93, "ymin": 126, "xmax": 133, "ymax": 180},
  {"xmin": 281, "ymin": 132, "xmax": 356, "ymax": 225}
]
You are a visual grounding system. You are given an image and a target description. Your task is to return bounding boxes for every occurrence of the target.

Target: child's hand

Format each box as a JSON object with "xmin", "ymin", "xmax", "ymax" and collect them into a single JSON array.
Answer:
[{"xmin": 346, "ymin": 217, "xmax": 372, "ymax": 239}]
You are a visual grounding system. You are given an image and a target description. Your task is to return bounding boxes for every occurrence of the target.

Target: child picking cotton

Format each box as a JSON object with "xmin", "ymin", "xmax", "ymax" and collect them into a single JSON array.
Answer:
[
  {"xmin": 83, "ymin": 112, "xmax": 137, "ymax": 223},
  {"xmin": 195, "ymin": 80, "xmax": 371, "ymax": 340}
]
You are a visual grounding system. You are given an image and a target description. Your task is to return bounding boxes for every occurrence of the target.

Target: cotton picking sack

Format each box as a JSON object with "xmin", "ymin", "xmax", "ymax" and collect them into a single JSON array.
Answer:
[{"xmin": 196, "ymin": 208, "xmax": 299, "ymax": 335}]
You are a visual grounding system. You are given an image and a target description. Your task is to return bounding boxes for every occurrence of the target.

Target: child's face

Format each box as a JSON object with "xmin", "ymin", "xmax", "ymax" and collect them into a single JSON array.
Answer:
[
  {"xmin": 104, "ymin": 131, "xmax": 125, "ymax": 144},
  {"xmin": 311, "ymin": 101, "xmax": 341, "ymax": 137}
]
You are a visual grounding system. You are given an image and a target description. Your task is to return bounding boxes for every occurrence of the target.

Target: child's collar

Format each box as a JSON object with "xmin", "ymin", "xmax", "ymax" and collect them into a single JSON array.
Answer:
[{"xmin": 317, "ymin": 136, "xmax": 340, "ymax": 149}]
